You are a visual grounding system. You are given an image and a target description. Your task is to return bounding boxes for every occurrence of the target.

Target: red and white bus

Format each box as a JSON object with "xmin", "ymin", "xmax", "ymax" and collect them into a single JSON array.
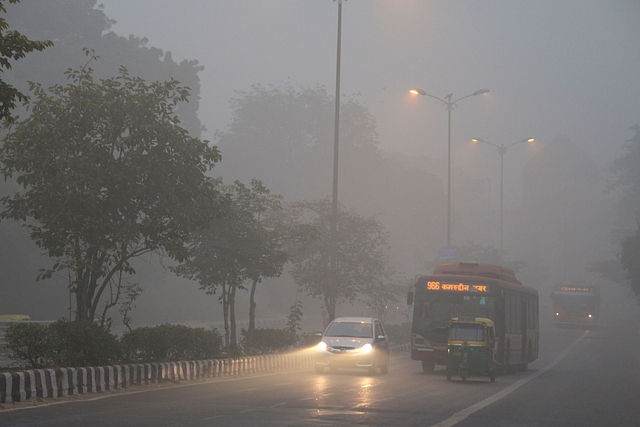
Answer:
[
  {"xmin": 551, "ymin": 283, "xmax": 599, "ymax": 327},
  {"xmin": 407, "ymin": 262, "xmax": 539, "ymax": 374}
]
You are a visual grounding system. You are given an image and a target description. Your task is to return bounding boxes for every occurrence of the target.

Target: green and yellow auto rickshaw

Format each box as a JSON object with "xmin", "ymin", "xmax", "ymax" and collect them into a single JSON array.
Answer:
[{"xmin": 446, "ymin": 317, "xmax": 496, "ymax": 382}]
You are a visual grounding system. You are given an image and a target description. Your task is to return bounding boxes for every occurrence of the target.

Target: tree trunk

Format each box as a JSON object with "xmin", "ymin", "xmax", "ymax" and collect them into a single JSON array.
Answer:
[
  {"xmin": 325, "ymin": 294, "xmax": 336, "ymax": 322},
  {"xmin": 246, "ymin": 278, "xmax": 259, "ymax": 353},
  {"xmin": 229, "ymin": 285, "xmax": 237, "ymax": 348},
  {"xmin": 221, "ymin": 284, "xmax": 230, "ymax": 349}
]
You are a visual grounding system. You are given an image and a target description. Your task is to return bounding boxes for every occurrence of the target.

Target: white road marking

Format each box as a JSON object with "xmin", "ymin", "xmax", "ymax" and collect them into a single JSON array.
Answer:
[
  {"xmin": 199, "ymin": 415, "xmax": 225, "ymax": 420},
  {"xmin": 430, "ymin": 330, "xmax": 588, "ymax": 427},
  {"xmin": 270, "ymin": 402, "xmax": 287, "ymax": 408}
]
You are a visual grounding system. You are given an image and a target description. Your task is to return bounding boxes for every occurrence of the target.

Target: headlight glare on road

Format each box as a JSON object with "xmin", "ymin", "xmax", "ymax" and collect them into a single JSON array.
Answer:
[{"xmin": 361, "ymin": 343, "xmax": 373, "ymax": 353}]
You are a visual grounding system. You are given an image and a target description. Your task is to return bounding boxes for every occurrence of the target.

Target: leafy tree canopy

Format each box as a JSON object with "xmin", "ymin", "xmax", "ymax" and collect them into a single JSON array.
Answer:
[
  {"xmin": 610, "ymin": 125, "xmax": 640, "ymax": 229},
  {"xmin": 0, "ymin": 55, "xmax": 225, "ymax": 323},
  {"xmin": 0, "ymin": 0, "xmax": 52, "ymax": 121},
  {"xmin": 215, "ymin": 81, "xmax": 447, "ymax": 276},
  {"xmin": 215, "ymin": 82, "xmax": 380, "ymax": 201},
  {"xmin": 172, "ymin": 179, "xmax": 288, "ymax": 348},
  {"xmin": 592, "ymin": 125, "xmax": 640, "ymax": 295},
  {"xmin": 620, "ymin": 226, "xmax": 640, "ymax": 295},
  {"xmin": 3, "ymin": 0, "xmax": 204, "ymax": 137},
  {"xmin": 287, "ymin": 198, "xmax": 394, "ymax": 320}
]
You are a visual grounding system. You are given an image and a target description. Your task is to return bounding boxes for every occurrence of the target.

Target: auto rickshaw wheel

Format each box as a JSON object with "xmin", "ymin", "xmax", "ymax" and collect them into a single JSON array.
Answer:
[
  {"xmin": 422, "ymin": 359, "xmax": 435, "ymax": 374},
  {"xmin": 489, "ymin": 370, "xmax": 496, "ymax": 382}
]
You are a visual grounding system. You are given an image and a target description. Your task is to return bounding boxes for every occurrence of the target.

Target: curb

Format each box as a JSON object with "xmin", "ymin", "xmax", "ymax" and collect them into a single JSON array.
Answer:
[{"xmin": 1, "ymin": 344, "xmax": 410, "ymax": 404}]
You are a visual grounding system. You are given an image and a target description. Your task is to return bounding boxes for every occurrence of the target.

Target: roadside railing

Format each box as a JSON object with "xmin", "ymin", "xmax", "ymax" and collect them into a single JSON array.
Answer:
[{"xmin": 0, "ymin": 343, "xmax": 410, "ymax": 404}]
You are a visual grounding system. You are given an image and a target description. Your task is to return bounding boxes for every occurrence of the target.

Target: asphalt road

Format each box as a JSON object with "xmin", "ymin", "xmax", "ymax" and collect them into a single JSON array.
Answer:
[{"xmin": 2, "ymin": 291, "xmax": 639, "ymax": 426}]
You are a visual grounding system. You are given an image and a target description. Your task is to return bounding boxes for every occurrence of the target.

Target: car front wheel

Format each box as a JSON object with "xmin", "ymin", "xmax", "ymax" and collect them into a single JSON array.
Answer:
[{"xmin": 380, "ymin": 354, "xmax": 389, "ymax": 374}]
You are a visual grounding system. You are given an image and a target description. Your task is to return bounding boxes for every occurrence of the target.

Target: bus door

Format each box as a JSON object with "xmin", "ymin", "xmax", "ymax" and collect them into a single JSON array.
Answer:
[
  {"xmin": 521, "ymin": 300, "xmax": 528, "ymax": 364},
  {"xmin": 495, "ymin": 297, "xmax": 505, "ymax": 364}
]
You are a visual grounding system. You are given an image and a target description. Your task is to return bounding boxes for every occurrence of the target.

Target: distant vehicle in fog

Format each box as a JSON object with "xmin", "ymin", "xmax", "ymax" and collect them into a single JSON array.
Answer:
[{"xmin": 551, "ymin": 283, "xmax": 599, "ymax": 328}]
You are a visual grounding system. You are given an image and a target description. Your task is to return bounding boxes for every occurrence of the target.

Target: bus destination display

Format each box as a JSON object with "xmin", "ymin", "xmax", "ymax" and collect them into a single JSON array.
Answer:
[
  {"xmin": 558, "ymin": 286, "xmax": 592, "ymax": 292},
  {"xmin": 426, "ymin": 281, "xmax": 489, "ymax": 293}
]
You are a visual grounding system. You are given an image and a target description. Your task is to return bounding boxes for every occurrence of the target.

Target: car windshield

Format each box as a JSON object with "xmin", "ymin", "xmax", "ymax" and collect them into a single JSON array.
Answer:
[
  {"xmin": 325, "ymin": 322, "xmax": 373, "ymax": 338},
  {"xmin": 449, "ymin": 324, "xmax": 485, "ymax": 342}
]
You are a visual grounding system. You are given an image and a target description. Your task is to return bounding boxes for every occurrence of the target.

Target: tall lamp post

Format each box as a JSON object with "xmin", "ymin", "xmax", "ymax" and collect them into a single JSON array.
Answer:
[
  {"xmin": 410, "ymin": 88, "xmax": 489, "ymax": 246},
  {"xmin": 471, "ymin": 137, "xmax": 535, "ymax": 250},
  {"xmin": 329, "ymin": 0, "xmax": 344, "ymax": 322}
]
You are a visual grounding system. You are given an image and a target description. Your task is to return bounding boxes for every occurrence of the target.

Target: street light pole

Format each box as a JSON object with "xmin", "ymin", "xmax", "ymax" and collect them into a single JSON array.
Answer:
[
  {"xmin": 329, "ymin": 0, "xmax": 344, "ymax": 322},
  {"xmin": 410, "ymin": 88, "xmax": 489, "ymax": 246},
  {"xmin": 471, "ymin": 138, "xmax": 535, "ymax": 250}
]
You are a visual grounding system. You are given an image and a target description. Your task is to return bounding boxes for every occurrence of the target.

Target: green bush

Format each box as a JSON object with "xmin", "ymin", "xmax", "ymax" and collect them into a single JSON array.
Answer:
[
  {"xmin": 121, "ymin": 324, "xmax": 223, "ymax": 363},
  {"xmin": 49, "ymin": 320, "xmax": 121, "ymax": 367},
  {"xmin": 240, "ymin": 328, "xmax": 297, "ymax": 355},
  {"xmin": 383, "ymin": 322, "xmax": 412, "ymax": 345},
  {"xmin": 4, "ymin": 322, "xmax": 51, "ymax": 369},
  {"xmin": 5, "ymin": 319, "xmax": 120, "ymax": 369}
]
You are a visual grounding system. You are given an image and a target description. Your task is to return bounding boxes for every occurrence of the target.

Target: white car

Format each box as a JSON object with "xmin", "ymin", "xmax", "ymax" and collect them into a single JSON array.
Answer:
[{"xmin": 314, "ymin": 317, "xmax": 390, "ymax": 374}]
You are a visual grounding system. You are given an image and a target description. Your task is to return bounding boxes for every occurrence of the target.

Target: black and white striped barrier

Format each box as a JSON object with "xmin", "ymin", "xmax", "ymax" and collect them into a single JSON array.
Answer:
[{"xmin": 1, "ymin": 344, "xmax": 409, "ymax": 404}]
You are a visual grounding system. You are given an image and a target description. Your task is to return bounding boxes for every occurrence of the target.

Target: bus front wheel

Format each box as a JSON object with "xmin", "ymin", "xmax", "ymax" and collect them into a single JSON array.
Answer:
[{"xmin": 422, "ymin": 359, "xmax": 435, "ymax": 373}]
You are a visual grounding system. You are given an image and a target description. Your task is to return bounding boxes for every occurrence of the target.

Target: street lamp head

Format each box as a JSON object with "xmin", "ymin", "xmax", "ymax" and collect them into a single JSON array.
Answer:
[
  {"xmin": 471, "ymin": 138, "xmax": 480, "ymax": 143},
  {"xmin": 410, "ymin": 88, "xmax": 426, "ymax": 96},
  {"xmin": 526, "ymin": 138, "xmax": 535, "ymax": 143},
  {"xmin": 473, "ymin": 89, "xmax": 490, "ymax": 96}
]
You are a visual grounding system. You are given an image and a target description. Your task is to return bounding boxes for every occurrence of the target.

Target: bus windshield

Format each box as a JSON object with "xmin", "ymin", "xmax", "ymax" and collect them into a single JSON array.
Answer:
[
  {"xmin": 416, "ymin": 293, "xmax": 496, "ymax": 321},
  {"xmin": 413, "ymin": 293, "xmax": 496, "ymax": 344},
  {"xmin": 554, "ymin": 294, "xmax": 597, "ymax": 309}
]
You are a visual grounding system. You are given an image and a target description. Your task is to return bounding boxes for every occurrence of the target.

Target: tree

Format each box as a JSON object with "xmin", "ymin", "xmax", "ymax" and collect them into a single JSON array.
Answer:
[
  {"xmin": 620, "ymin": 225, "xmax": 640, "ymax": 295},
  {"xmin": 172, "ymin": 179, "xmax": 288, "ymax": 350},
  {"xmin": 610, "ymin": 125, "xmax": 640, "ymax": 230},
  {"xmin": 287, "ymin": 198, "xmax": 393, "ymax": 321},
  {"xmin": 593, "ymin": 125, "xmax": 640, "ymax": 294},
  {"xmin": 0, "ymin": 55, "xmax": 225, "ymax": 324},
  {"xmin": 1, "ymin": 0, "xmax": 208, "ymax": 324},
  {"xmin": 2, "ymin": 0, "xmax": 204, "ymax": 137},
  {"xmin": 215, "ymin": 82, "xmax": 447, "ymax": 278},
  {"xmin": 215, "ymin": 82, "xmax": 375, "ymax": 201},
  {"xmin": 0, "ymin": 0, "xmax": 52, "ymax": 121}
]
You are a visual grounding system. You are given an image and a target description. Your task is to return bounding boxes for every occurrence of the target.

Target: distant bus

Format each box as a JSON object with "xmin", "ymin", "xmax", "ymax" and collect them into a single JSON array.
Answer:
[
  {"xmin": 551, "ymin": 283, "xmax": 599, "ymax": 327},
  {"xmin": 407, "ymin": 262, "xmax": 539, "ymax": 374}
]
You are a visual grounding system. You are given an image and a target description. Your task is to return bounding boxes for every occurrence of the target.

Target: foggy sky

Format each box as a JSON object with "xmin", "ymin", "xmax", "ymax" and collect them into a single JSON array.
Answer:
[{"xmin": 103, "ymin": 0, "xmax": 639, "ymax": 213}]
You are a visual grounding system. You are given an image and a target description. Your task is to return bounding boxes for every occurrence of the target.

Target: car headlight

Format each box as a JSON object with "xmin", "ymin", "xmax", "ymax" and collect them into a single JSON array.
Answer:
[
  {"xmin": 361, "ymin": 343, "xmax": 373, "ymax": 353},
  {"xmin": 316, "ymin": 341, "xmax": 328, "ymax": 351}
]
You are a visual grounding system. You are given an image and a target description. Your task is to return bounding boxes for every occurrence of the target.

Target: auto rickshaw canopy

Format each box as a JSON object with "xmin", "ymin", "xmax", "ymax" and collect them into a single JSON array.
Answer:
[{"xmin": 448, "ymin": 317, "xmax": 494, "ymax": 344}]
